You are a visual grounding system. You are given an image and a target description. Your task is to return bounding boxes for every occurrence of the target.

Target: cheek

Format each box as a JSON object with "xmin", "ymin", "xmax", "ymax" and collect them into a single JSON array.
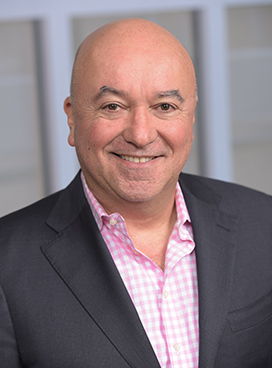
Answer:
[
  {"xmin": 74, "ymin": 119, "xmax": 122, "ymax": 162},
  {"xmin": 166, "ymin": 123, "xmax": 194, "ymax": 173},
  {"xmin": 74, "ymin": 121, "xmax": 102, "ymax": 152},
  {"xmin": 166, "ymin": 122, "xmax": 194, "ymax": 153}
]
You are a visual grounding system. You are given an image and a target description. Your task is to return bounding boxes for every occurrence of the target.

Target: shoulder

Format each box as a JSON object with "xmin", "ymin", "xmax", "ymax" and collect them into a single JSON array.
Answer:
[
  {"xmin": 179, "ymin": 172, "xmax": 272, "ymax": 219},
  {"xmin": 0, "ymin": 191, "xmax": 64, "ymax": 268},
  {"xmin": 0, "ymin": 173, "xmax": 87, "ymax": 279},
  {"xmin": 179, "ymin": 172, "xmax": 271, "ymax": 202},
  {"xmin": 0, "ymin": 172, "xmax": 85, "ymax": 249},
  {"xmin": 0, "ymin": 190, "xmax": 62, "ymax": 232},
  {"xmin": 1, "ymin": 172, "xmax": 81, "ymax": 223}
]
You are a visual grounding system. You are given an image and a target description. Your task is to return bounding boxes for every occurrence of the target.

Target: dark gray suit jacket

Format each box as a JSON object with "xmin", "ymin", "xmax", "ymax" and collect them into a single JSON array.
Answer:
[{"xmin": 0, "ymin": 172, "xmax": 271, "ymax": 367}]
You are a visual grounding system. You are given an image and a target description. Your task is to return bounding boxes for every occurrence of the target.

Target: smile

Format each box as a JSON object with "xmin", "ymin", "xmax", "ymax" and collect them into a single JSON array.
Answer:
[{"xmin": 120, "ymin": 155, "xmax": 155, "ymax": 163}]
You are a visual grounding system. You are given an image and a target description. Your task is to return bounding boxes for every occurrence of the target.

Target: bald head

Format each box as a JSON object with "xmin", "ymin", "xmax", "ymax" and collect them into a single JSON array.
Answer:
[
  {"xmin": 64, "ymin": 17, "xmax": 198, "ymax": 209},
  {"xmin": 70, "ymin": 18, "xmax": 197, "ymax": 104}
]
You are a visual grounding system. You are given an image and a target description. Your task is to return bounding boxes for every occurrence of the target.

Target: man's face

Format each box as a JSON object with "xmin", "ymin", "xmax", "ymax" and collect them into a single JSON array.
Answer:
[{"xmin": 65, "ymin": 31, "xmax": 196, "ymax": 211}]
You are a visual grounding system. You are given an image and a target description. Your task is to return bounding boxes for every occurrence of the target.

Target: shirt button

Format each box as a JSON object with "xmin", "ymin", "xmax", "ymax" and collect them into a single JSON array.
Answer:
[
  {"xmin": 109, "ymin": 218, "xmax": 117, "ymax": 226},
  {"xmin": 173, "ymin": 343, "xmax": 181, "ymax": 352},
  {"xmin": 163, "ymin": 290, "xmax": 168, "ymax": 299}
]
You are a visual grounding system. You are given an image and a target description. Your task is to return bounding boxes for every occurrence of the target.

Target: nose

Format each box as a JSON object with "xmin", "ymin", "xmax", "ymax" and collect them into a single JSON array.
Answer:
[{"xmin": 123, "ymin": 107, "xmax": 157, "ymax": 148}]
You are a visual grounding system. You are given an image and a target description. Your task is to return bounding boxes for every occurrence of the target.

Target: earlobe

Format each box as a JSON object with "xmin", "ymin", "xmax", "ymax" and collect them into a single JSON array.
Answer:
[{"xmin": 64, "ymin": 97, "xmax": 75, "ymax": 147}]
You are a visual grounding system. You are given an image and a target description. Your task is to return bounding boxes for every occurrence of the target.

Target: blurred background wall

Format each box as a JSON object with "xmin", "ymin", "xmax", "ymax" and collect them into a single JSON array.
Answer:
[{"xmin": 0, "ymin": 0, "xmax": 271, "ymax": 216}]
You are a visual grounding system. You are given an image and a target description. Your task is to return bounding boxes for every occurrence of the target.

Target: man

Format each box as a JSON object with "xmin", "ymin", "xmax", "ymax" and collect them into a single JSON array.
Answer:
[{"xmin": 0, "ymin": 18, "xmax": 271, "ymax": 368}]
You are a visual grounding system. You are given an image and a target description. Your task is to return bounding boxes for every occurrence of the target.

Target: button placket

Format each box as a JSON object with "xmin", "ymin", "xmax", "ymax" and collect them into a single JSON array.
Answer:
[{"xmin": 173, "ymin": 343, "xmax": 181, "ymax": 355}]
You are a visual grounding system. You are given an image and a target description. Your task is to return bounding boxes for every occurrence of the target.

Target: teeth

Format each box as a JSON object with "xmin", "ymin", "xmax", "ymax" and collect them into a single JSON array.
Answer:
[{"xmin": 120, "ymin": 155, "xmax": 154, "ymax": 163}]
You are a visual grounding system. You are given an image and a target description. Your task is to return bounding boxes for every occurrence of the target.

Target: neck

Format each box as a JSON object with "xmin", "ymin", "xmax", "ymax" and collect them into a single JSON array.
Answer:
[
  {"xmin": 101, "ymin": 187, "xmax": 177, "ymax": 271},
  {"xmin": 125, "ymin": 201, "xmax": 177, "ymax": 271},
  {"xmin": 84, "ymin": 175, "xmax": 179, "ymax": 270}
]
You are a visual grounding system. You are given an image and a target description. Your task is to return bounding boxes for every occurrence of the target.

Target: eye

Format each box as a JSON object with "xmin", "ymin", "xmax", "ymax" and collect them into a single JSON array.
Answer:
[
  {"xmin": 160, "ymin": 103, "xmax": 171, "ymax": 111},
  {"xmin": 157, "ymin": 103, "xmax": 176, "ymax": 112},
  {"xmin": 103, "ymin": 103, "xmax": 121, "ymax": 111}
]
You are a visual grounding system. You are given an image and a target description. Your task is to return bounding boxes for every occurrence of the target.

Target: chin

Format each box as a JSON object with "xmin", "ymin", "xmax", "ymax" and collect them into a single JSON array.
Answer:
[{"xmin": 115, "ymin": 184, "xmax": 164, "ymax": 204}]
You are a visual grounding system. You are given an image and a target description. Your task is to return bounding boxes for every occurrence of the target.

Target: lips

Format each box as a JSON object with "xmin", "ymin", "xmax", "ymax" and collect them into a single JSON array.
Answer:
[{"xmin": 120, "ymin": 155, "xmax": 155, "ymax": 163}]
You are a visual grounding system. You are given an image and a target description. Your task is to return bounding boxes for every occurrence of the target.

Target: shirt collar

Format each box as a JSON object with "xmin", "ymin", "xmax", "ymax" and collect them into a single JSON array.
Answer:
[
  {"xmin": 81, "ymin": 171, "xmax": 108, "ymax": 231},
  {"xmin": 81, "ymin": 171, "xmax": 191, "ymax": 231}
]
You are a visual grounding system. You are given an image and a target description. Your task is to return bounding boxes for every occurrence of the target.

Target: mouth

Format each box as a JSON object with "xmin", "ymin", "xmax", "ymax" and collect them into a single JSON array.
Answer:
[{"xmin": 115, "ymin": 154, "xmax": 157, "ymax": 163}]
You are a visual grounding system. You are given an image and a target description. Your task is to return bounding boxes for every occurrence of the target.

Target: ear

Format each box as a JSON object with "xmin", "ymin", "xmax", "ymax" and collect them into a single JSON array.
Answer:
[
  {"xmin": 64, "ymin": 96, "xmax": 75, "ymax": 147},
  {"xmin": 192, "ymin": 113, "xmax": 196, "ymax": 142}
]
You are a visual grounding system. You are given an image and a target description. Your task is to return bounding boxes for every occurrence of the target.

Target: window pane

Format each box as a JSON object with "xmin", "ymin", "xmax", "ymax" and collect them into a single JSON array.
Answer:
[
  {"xmin": 0, "ymin": 21, "xmax": 45, "ymax": 216},
  {"xmin": 228, "ymin": 5, "xmax": 272, "ymax": 194}
]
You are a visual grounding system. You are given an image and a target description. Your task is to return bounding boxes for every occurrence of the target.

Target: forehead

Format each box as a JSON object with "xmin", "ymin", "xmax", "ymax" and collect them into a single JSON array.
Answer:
[
  {"xmin": 86, "ymin": 49, "xmax": 188, "ymax": 91},
  {"xmin": 74, "ymin": 24, "xmax": 195, "ymax": 98}
]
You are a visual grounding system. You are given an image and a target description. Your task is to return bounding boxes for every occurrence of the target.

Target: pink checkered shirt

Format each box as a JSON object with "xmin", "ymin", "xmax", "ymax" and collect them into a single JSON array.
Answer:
[{"xmin": 81, "ymin": 173, "xmax": 199, "ymax": 368}]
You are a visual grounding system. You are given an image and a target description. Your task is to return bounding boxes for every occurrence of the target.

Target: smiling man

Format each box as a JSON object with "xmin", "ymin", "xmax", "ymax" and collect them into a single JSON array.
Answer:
[
  {"xmin": 0, "ymin": 18, "xmax": 272, "ymax": 368},
  {"xmin": 64, "ymin": 19, "xmax": 196, "ymax": 212},
  {"xmin": 64, "ymin": 19, "xmax": 197, "ymax": 272}
]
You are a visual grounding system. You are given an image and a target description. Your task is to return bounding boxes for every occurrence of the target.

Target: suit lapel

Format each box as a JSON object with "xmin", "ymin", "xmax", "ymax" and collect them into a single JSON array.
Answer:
[
  {"xmin": 41, "ymin": 174, "xmax": 160, "ymax": 368},
  {"xmin": 180, "ymin": 174, "xmax": 238, "ymax": 368}
]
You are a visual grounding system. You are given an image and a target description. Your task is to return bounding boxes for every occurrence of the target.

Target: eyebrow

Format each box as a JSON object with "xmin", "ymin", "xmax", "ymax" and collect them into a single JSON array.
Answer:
[
  {"xmin": 94, "ymin": 85, "xmax": 126, "ymax": 100},
  {"xmin": 94, "ymin": 85, "xmax": 184, "ymax": 103},
  {"xmin": 155, "ymin": 89, "xmax": 184, "ymax": 103}
]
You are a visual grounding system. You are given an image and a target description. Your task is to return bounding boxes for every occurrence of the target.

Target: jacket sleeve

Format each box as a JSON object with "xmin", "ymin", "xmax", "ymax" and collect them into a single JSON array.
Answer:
[{"xmin": 0, "ymin": 283, "xmax": 23, "ymax": 367}]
